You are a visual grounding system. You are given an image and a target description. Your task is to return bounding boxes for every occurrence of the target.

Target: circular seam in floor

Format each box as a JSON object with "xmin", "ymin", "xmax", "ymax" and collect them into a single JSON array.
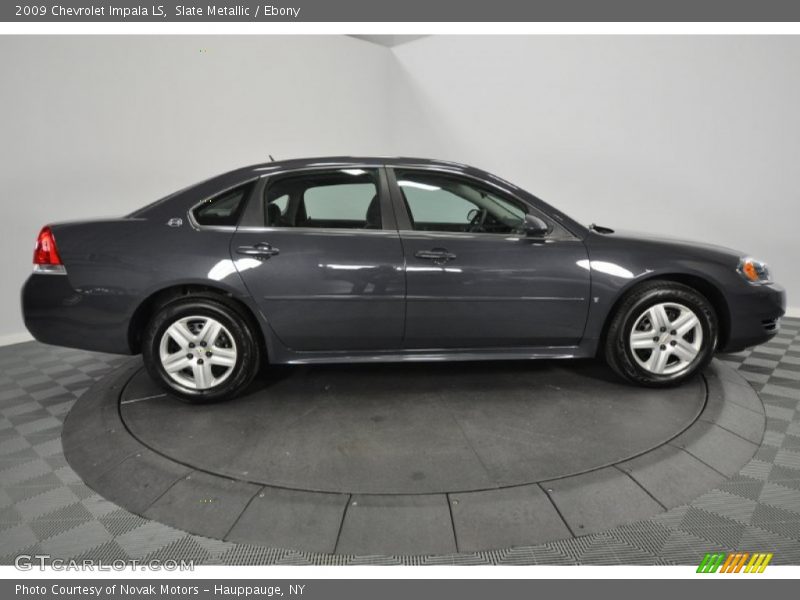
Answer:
[
  {"xmin": 120, "ymin": 360, "xmax": 709, "ymax": 495},
  {"xmin": 63, "ymin": 358, "xmax": 765, "ymax": 556}
]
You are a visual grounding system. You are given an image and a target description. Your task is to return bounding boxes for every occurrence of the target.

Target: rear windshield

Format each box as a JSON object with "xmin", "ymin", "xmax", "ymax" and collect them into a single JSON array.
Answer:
[{"xmin": 126, "ymin": 179, "xmax": 210, "ymax": 218}]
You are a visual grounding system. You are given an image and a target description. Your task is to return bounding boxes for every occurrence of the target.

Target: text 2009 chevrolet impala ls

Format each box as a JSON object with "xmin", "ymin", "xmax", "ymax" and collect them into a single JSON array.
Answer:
[{"xmin": 21, "ymin": 157, "xmax": 785, "ymax": 402}]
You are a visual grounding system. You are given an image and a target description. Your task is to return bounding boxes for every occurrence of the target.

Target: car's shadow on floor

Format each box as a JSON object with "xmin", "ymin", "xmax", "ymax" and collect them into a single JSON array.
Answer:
[{"xmin": 245, "ymin": 357, "xmax": 628, "ymax": 398}]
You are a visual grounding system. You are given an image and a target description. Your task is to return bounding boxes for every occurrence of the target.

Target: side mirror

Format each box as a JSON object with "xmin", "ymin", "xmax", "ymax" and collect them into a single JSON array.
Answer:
[{"xmin": 523, "ymin": 214, "xmax": 550, "ymax": 237}]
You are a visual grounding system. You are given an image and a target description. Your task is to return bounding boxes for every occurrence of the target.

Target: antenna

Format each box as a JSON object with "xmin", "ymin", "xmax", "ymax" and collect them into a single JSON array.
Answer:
[{"xmin": 268, "ymin": 154, "xmax": 275, "ymax": 162}]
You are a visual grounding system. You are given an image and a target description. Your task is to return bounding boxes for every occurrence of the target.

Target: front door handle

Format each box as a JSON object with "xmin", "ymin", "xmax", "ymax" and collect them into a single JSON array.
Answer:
[
  {"xmin": 415, "ymin": 248, "xmax": 456, "ymax": 265},
  {"xmin": 236, "ymin": 242, "xmax": 280, "ymax": 259}
]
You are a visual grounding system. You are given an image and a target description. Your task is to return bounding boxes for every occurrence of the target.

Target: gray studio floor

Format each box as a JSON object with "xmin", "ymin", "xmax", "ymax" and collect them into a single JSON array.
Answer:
[{"xmin": 1, "ymin": 318, "xmax": 800, "ymax": 566}]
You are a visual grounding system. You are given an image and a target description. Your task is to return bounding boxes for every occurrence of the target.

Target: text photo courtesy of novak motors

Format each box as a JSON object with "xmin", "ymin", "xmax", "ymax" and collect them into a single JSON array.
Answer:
[{"xmin": 1, "ymin": 34, "xmax": 799, "ymax": 566}]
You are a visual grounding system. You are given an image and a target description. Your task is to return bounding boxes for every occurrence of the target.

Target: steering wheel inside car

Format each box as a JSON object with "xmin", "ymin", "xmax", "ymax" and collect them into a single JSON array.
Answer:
[{"xmin": 467, "ymin": 208, "xmax": 488, "ymax": 232}]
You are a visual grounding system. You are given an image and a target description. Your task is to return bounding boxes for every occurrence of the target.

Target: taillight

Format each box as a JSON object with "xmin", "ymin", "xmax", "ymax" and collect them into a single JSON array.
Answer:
[{"xmin": 33, "ymin": 226, "xmax": 63, "ymax": 266}]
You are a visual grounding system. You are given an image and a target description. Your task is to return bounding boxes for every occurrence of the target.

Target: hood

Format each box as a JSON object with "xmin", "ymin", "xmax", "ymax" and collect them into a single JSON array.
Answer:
[{"xmin": 588, "ymin": 226, "xmax": 746, "ymax": 261}]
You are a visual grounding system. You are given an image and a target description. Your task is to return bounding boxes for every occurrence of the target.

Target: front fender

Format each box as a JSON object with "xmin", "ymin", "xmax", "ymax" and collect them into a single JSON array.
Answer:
[{"xmin": 580, "ymin": 233, "xmax": 739, "ymax": 351}]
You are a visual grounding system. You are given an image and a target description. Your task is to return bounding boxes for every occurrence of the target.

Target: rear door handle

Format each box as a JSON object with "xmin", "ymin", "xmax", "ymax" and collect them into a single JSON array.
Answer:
[
  {"xmin": 415, "ymin": 248, "xmax": 456, "ymax": 265},
  {"xmin": 236, "ymin": 242, "xmax": 280, "ymax": 259}
]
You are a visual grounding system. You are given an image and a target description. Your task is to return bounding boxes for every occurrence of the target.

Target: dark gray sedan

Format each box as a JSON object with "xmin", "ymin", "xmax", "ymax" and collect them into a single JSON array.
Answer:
[{"xmin": 21, "ymin": 157, "xmax": 786, "ymax": 402}]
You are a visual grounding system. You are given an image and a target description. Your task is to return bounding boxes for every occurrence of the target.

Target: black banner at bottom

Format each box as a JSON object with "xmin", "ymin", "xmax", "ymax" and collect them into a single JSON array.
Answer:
[{"xmin": 3, "ymin": 579, "xmax": 796, "ymax": 600}]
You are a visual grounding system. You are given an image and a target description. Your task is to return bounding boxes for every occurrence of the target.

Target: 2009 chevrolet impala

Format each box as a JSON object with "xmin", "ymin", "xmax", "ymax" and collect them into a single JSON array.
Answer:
[{"xmin": 21, "ymin": 157, "xmax": 786, "ymax": 402}]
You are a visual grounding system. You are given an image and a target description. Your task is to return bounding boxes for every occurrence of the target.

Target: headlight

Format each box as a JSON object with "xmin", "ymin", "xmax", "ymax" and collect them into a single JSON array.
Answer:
[{"xmin": 737, "ymin": 257, "xmax": 771, "ymax": 285}]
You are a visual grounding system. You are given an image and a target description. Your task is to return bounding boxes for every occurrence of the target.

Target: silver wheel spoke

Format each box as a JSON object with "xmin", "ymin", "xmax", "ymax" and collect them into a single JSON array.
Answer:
[
  {"xmin": 203, "ymin": 362, "xmax": 217, "ymax": 387},
  {"xmin": 646, "ymin": 347, "xmax": 670, "ymax": 373},
  {"xmin": 674, "ymin": 311, "xmax": 700, "ymax": 336},
  {"xmin": 630, "ymin": 331, "xmax": 657, "ymax": 349},
  {"xmin": 208, "ymin": 352, "xmax": 236, "ymax": 368},
  {"xmin": 199, "ymin": 320, "xmax": 222, "ymax": 346},
  {"xmin": 166, "ymin": 322, "xmax": 194, "ymax": 349},
  {"xmin": 673, "ymin": 338, "xmax": 699, "ymax": 362},
  {"xmin": 212, "ymin": 346, "xmax": 236, "ymax": 359},
  {"xmin": 648, "ymin": 304, "xmax": 670, "ymax": 331},
  {"xmin": 163, "ymin": 353, "xmax": 191, "ymax": 373},
  {"xmin": 192, "ymin": 362, "xmax": 209, "ymax": 389}
]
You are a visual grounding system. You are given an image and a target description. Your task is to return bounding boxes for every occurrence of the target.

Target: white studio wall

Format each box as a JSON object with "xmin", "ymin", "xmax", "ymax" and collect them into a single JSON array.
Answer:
[
  {"xmin": 0, "ymin": 35, "xmax": 393, "ymax": 341},
  {"xmin": 1, "ymin": 35, "xmax": 798, "ymax": 343},
  {"xmin": 389, "ymin": 35, "xmax": 800, "ymax": 314}
]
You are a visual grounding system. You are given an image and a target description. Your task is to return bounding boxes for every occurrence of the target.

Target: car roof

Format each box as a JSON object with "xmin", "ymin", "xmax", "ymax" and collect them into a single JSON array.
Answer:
[
  {"xmin": 210, "ymin": 156, "xmax": 524, "ymax": 198},
  {"xmin": 226, "ymin": 156, "xmax": 478, "ymax": 179},
  {"xmin": 246, "ymin": 155, "xmax": 468, "ymax": 169}
]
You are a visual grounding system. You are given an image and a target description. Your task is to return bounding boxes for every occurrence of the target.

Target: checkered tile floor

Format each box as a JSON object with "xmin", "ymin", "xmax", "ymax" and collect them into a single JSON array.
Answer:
[{"xmin": 1, "ymin": 319, "xmax": 800, "ymax": 565}]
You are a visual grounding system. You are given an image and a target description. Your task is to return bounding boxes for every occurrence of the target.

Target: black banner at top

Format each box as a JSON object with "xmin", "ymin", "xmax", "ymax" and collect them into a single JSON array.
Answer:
[{"xmin": 5, "ymin": 0, "xmax": 800, "ymax": 22}]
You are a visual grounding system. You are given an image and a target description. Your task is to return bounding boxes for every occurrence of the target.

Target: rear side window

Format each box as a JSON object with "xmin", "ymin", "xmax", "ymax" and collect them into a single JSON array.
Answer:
[
  {"xmin": 192, "ymin": 183, "xmax": 253, "ymax": 227},
  {"xmin": 264, "ymin": 169, "xmax": 382, "ymax": 230},
  {"xmin": 304, "ymin": 183, "xmax": 376, "ymax": 221}
]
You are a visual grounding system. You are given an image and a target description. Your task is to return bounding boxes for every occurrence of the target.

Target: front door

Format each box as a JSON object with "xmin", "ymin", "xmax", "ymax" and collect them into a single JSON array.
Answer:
[
  {"xmin": 389, "ymin": 168, "xmax": 591, "ymax": 349},
  {"xmin": 232, "ymin": 167, "xmax": 405, "ymax": 352}
]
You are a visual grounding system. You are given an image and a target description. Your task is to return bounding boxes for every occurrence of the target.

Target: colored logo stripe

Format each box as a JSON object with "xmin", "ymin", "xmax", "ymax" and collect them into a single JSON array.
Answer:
[
  {"xmin": 697, "ymin": 553, "xmax": 725, "ymax": 573},
  {"xmin": 720, "ymin": 553, "xmax": 748, "ymax": 573},
  {"xmin": 745, "ymin": 553, "xmax": 773, "ymax": 573},
  {"xmin": 697, "ymin": 552, "xmax": 773, "ymax": 573}
]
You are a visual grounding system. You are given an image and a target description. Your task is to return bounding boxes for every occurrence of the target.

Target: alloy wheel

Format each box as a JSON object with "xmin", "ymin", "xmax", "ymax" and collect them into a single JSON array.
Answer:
[
  {"xmin": 628, "ymin": 302, "xmax": 703, "ymax": 376},
  {"xmin": 158, "ymin": 315, "xmax": 238, "ymax": 390}
]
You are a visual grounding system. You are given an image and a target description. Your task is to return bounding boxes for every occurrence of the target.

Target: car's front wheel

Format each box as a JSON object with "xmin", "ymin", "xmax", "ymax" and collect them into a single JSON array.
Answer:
[
  {"xmin": 604, "ymin": 281, "xmax": 718, "ymax": 386},
  {"xmin": 142, "ymin": 295, "xmax": 261, "ymax": 403}
]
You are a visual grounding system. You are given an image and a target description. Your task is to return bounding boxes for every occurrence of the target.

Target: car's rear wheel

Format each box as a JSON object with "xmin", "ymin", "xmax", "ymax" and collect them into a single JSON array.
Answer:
[
  {"xmin": 604, "ymin": 281, "xmax": 717, "ymax": 386},
  {"xmin": 142, "ymin": 296, "xmax": 260, "ymax": 403}
]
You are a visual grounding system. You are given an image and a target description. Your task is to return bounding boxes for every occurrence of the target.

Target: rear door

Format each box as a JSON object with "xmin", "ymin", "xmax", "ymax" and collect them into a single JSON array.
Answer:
[
  {"xmin": 388, "ymin": 167, "xmax": 591, "ymax": 349},
  {"xmin": 231, "ymin": 167, "xmax": 405, "ymax": 352}
]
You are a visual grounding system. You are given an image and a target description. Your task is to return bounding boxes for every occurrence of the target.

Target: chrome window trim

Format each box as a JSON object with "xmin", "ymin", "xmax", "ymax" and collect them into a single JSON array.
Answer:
[
  {"xmin": 234, "ymin": 226, "xmax": 400, "ymax": 237},
  {"xmin": 396, "ymin": 231, "xmax": 581, "ymax": 243},
  {"xmin": 253, "ymin": 162, "xmax": 381, "ymax": 175}
]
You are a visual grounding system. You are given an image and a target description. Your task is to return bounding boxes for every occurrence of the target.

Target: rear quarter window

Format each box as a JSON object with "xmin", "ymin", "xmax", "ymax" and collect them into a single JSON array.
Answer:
[{"xmin": 192, "ymin": 183, "xmax": 254, "ymax": 227}]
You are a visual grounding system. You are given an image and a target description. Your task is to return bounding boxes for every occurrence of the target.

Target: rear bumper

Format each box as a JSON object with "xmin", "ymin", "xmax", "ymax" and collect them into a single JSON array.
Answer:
[
  {"xmin": 720, "ymin": 282, "xmax": 787, "ymax": 353},
  {"xmin": 21, "ymin": 272, "xmax": 135, "ymax": 355}
]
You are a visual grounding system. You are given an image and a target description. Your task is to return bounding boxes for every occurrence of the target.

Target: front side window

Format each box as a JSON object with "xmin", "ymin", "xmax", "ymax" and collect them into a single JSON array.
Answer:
[
  {"xmin": 264, "ymin": 169, "xmax": 382, "ymax": 230},
  {"xmin": 192, "ymin": 183, "xmax": 253, "ymax": 227},
  {"xmin": 394, "ymin": 170, "xmax": 528, "ymax": 234}
]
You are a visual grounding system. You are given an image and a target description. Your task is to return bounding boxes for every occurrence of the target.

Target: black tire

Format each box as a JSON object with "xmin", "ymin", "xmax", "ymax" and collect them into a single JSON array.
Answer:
[
  {"xmin": 142, "ymin": 295, "xmax": 261, "ymax": 403},
  {"xmin": 603, "ymin": 281, "xmax": 718, "ymax": 387}
]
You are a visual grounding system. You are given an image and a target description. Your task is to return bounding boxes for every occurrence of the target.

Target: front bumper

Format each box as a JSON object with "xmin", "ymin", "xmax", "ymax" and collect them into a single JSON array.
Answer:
[
  {"xmin": 721, "ymin": 282, "xmax": 787, "ymax": 353},
  {"xmin": 21, "ymin": 272, "xmax": 135, "ymax": 355}
]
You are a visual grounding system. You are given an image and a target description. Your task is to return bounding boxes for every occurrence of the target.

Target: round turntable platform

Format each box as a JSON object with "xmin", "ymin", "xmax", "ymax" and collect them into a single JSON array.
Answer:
[{"xmin": 64, "ymin": 358, "xmax": 765, "ymax": 555}]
